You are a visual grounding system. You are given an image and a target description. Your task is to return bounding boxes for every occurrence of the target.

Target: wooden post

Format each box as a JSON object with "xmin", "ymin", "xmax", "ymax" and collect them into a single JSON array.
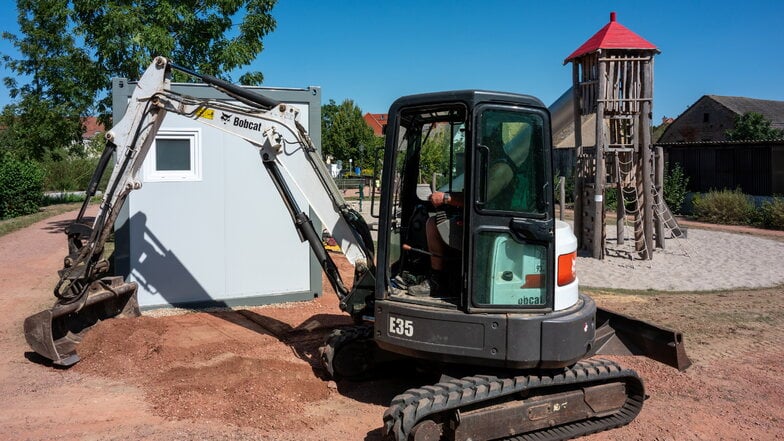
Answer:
[
  {"xmin": 655, "ymin": 146, "xmax": 665, "ymax": 249},
  {"xmin": 559, "ymin": 176, "xmax": 566, "ymax": 221},
  {"xmin": 640, "ymin": 58, "xmax": 654, "ymax": 259},
  {"xmin": 593, "ymin": 56, "xmax": 606, "ymax": 259},
  {"xmin": 616, "ymin": 153, "xmax": 625, "ymax": 245},
  {"xmin": 571, "ymin": 62, "xmax": 584, "ymax": 250}
]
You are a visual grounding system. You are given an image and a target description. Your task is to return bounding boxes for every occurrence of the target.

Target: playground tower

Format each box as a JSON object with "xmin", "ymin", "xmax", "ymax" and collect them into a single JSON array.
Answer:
[{"xmin": 565, "ymin": 12, "xmax": 666, "ymax": 259}]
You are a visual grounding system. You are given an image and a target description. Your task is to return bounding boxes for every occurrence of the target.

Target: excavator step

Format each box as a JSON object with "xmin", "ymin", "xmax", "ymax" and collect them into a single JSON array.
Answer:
[{"xmin": 382, "ymin": 358, "xmax": 643, "ymax": 441}]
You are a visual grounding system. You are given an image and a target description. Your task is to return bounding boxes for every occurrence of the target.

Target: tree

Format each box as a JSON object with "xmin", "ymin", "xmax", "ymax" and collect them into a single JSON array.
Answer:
[
  {"xmin": 419, "ymin": 130, "xmax": 450, "ymax": 184},
  {"xmin": 321, "ymin": 99, "xmax": 376, "ymax": 170},
  {"xmin": 1, "ymin": 0, "xmax": 277, "ymax": 159},
  {"xmin": 725, "ymin": 112, "xmax": 784, "ymax": 141},
  {"xmin": 71, "ymin": 0, "xmax": 277, "ymax": 116},
  {"xmin": 1, "ymin": 0, "xmax": 101, "ymax": 159},
  {"xmin": 663, "ymin": 162, "xmax": 689, "ymax": 214}
]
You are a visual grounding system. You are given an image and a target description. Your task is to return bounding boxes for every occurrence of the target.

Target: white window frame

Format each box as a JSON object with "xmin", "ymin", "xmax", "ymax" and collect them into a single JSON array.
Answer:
[{"xmin": 144, "ymin": 128, "xmax": 202, "ymax": 182}]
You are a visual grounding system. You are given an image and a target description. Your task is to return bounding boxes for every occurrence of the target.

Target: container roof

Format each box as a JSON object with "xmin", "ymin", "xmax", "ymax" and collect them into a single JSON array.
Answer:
[{"xmin": 565, "ymin": 12, "xmax": 657, "ymax": 63}]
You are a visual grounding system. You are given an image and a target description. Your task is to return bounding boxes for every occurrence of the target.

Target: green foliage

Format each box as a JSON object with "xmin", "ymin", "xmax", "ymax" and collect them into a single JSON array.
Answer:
[
  {"xmin": 41, "ymin": 154, "xmax": 98, "ymax": 191},
  {"xmin": 0, "ymin": 155, "xmax": 44, "ymax": 219},
  {"xmin": 0, "ymin": 98, "xmax": 87, "ymax": 161},
  {"xmin": 757, "ymin": 197, "xmax": 784, "ymax": 230},
  {"xmin": 41, "ymin": 192, "xmax": 86, "ymax": 206},
  {"xmin": 363, "ymin": 135, "xmax": 385, "ymax": 177},
  {"xmin": 692, "ymin": 189, "xmax": 754, "ymax": 225},
  {"xmin": 604, "ymin": 187, "xmax": 618, "ymax": 212},
  {"xmin": 419, "ymin": 131, "xmax": 450, "ymax": 184},
  {"xmin": 2, "ymin": 0, "xmax": 99, "ymax": 109},
  {"xmin": 321, "ymin": 99, "xmax": 376, "ymax": 169},
  {"xmin": 2, "ymin": 0, "xmax": 277, "ymax": 159},
  {"xmin": 602, "ymin": 186, "xmax": 638, "ymax": 213},
  {"xmin": 71, "ymin": 0, "xmax": 277, "ymax": 118},
  {"xmin": 663, "ymin": 162, "xmax": 689, "ymax": 214},
  {"xmin": 725, "ymin": 112, "xmax": 784, "ymax": 141},
  {"xmin": 40, "ymin": 135, "xmax": 111, "ymax": 191},
  {"xmin": 1, "ymin": 0, "xmax": 96, "ymax": 160}
]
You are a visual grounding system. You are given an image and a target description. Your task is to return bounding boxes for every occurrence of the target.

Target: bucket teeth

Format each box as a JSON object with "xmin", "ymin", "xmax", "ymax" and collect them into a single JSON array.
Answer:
[{"xmin": 23, "ymin": 277, "xmax": 140, "ymax": 367}]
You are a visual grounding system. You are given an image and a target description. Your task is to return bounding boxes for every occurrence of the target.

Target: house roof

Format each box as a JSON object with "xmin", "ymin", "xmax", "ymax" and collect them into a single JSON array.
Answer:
[
  {"xmin": 565, "ymin": 12, "xmax": 658, "ymax": 63},
  {"xmin": 81, "ymin": 116, "xmax": 105, "ymax": 139},
  {"xmin": 657, "ymin": 95, "xmax": 784, "ymax": 143},
  {"xmin": 363, "ymin": 113, "xmax": 387, "ymax": 136},
  {"xmin": 709, "ymin": 95, "xmax": 784, "ymax": 130}
]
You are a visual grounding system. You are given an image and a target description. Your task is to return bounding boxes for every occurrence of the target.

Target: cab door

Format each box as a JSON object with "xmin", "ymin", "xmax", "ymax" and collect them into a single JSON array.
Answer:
[{"xmin": 468, "ymin": 105, "xmax": 555, "ymax": 312}]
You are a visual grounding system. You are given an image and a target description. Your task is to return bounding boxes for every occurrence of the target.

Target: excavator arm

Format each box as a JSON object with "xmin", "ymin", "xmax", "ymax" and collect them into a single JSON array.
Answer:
[{"xmin": 24, "ymin": 57, "xmax": 375, "ymax": 366}]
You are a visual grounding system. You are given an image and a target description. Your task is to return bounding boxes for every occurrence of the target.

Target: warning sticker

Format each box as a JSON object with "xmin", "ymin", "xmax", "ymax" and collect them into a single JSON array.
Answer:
[{"xmin": 195, "ymin": 108, "xmax": 214, "ymax": 120}]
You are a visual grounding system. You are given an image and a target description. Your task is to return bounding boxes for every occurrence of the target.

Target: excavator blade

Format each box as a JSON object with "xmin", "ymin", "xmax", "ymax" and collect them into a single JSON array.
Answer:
[
  {"xmin": 592, "ymin": 306, "xmax": 692, "ymax": 371},
  {"xmin": 24, "ymin": 277, "xmax": 140, "ymax": 367}
]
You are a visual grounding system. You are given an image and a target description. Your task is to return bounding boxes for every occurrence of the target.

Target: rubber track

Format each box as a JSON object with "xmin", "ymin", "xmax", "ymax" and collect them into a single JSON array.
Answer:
[
  {"xmin": 382, "ymin": 358, "xmax": 644, "ymax": 441},
  {"xmin": 320, "ymin": 324, "xmax": 374, "ymax": 379}
]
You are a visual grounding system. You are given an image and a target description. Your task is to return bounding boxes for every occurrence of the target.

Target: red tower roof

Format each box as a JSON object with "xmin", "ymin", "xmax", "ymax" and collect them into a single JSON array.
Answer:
[{"xmin": 564, "ymin": 12, "xmax": 657, "ymax": 63}]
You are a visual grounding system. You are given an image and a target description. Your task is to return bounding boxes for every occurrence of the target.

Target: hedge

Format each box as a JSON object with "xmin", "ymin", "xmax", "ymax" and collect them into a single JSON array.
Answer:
[{"xmin": 0, "ymin": 156, "xmax": 45, "ymax": 219}]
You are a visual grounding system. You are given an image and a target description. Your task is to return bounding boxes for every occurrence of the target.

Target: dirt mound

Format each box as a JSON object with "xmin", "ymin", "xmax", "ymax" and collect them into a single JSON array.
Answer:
[{"xmin": 76, "ymin": 310, "xmax": 333, "ymax": 430}]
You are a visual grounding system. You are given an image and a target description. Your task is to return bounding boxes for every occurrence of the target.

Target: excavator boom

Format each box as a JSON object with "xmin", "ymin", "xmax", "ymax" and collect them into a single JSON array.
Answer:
[{"xmin": 24, "ymin": 57, "xmax": 374, "ymax": 366}]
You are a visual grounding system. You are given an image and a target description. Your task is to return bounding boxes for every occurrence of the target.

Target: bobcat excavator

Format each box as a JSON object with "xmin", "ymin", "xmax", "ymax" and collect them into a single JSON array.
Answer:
[{"xmin": 24, "ymin": 57, "xmax": 690, "ymax": 441}]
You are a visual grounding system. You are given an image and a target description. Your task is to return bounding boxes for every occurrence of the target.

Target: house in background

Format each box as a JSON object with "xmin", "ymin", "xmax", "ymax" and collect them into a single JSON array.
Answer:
[
  {"xmin": 81, "ymin": 116, "xmax": 105, "ymax": 140},
  {"xmin": 363, "ymin": 113, "xmax": 387, "ymax": 136},
  {"xmin": 657, "ymin": 95, "xmax": 784, "ymax": 197}
]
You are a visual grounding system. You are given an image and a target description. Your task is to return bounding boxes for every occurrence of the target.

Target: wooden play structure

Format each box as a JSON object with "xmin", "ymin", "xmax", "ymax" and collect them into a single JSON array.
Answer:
[{"xmin": 565, "ymin": 12, "xmax": 679, "ymax": 259}]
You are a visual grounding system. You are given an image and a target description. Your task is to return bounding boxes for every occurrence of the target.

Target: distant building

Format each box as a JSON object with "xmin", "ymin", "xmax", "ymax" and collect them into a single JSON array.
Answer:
[
  {"xmin": 659, "ymin": 95, "xmax": 784, "ymax": 143},
  {"xmin": 81, "ymin": 116, "xmax": 105, "ymax": 140},
  {"xmin": 652, "ymin": 117, "xmax": 674, "ymax": 143},
  {"xmin": 363, "ymin": 113, "xmax": 387, "ymax": 136},
  {"xmin": 657, "ymin": 95, "xmax": 784, "ymax": 197}
]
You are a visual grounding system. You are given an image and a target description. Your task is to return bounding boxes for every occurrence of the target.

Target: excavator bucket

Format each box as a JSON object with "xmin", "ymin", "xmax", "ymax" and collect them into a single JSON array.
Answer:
[
  {"xmin": 592, "ymin": 307, "xmax": 692, "ymax": 371},
  {"xmin": 24, "ymin": 276, "xmax": 140, "ymax": 367}
]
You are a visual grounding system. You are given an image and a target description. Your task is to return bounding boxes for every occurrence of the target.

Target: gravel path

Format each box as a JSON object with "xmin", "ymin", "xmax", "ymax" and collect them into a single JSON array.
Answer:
[{"xmin": 577, "ymin": 226, "xmax": 784, "ymax": 291}]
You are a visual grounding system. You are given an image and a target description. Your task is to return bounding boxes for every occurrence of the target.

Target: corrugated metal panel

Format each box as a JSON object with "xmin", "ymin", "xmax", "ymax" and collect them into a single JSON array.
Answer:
[{"xmin": 665, "ymin": 144, "xmax": 774, "ymax": 196}]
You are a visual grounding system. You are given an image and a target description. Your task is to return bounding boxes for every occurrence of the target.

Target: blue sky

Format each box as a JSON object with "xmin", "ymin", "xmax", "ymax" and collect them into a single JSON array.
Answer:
[{"xmin": 2, "ymin": 1, "xmax": 783, "ymax": 123}]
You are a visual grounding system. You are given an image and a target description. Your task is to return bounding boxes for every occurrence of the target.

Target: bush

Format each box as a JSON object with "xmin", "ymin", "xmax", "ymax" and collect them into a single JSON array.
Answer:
[
  {"xmin": 664, "ymin": 162, "xmax": 689, "ymax": 214},
  {"xmin": 604, "ymin": 187, "xmax": 618, "ymax": 211},
  {"xmin": 692, "ymin": 189, "xmax": 754, "ymax": 225},
  {"xmin": 41, "ymin": 155, "xmax": 101, "ymax": 191},
  {"xmin": 758, "ymin": 196, "xmax": 784, "ymax": 230},
  {"xmin": 0, "ymin": 156, "xmax": 45, "ymax": 219}
]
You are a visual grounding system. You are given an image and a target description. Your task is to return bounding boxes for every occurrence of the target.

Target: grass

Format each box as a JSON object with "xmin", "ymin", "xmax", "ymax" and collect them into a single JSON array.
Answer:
[
  {"xmin": 0, "ymin": 203, "xmax": 82, "ymax": 237},
  {"xmin": 41, "ymin": 192, "xmax": 88, "ymax": 206}
]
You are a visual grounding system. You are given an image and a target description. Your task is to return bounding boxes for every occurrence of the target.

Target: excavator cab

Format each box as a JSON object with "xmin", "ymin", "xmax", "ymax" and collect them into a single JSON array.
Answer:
[
  {"xmin": 380, "ymin": 95, "xmax": 555, "ymax": 307},
  {"xmin": 372, "ymin": 91, "xmax": 592, "ymax": 369}
]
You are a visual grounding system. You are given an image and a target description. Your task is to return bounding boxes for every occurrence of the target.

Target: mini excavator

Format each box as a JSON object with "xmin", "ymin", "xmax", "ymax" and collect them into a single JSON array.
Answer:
[{"xmin": 24, "ymin": 57, "xmax": 690, "ymax": 441}]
